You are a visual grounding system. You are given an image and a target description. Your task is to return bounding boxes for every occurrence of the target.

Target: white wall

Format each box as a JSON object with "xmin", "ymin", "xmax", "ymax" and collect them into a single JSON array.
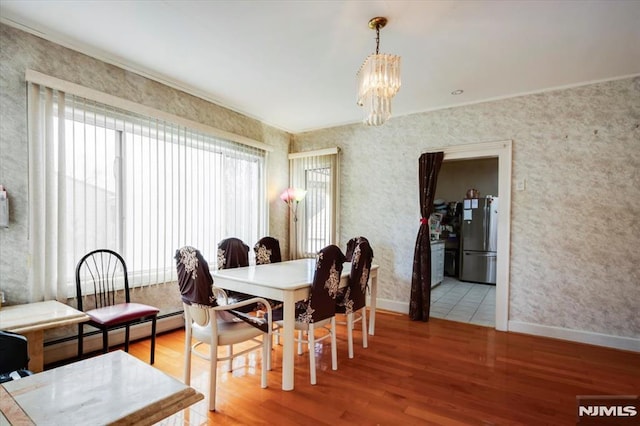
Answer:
[{"xmin": 294, "ymin": 77, "xmax": 640, "ymax": 346}]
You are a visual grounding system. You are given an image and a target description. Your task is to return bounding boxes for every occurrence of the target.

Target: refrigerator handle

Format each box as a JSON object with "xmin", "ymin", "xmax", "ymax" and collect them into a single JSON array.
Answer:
[{"xmin": 483, "ymin": 201, "xmax": 489, "ymax": 250}]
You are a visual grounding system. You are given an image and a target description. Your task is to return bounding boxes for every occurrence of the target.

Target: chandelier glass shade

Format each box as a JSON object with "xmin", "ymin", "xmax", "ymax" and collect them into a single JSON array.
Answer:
[{"xmin": 357, "ymin": 17, "xmax": 401, "ymax": 126}]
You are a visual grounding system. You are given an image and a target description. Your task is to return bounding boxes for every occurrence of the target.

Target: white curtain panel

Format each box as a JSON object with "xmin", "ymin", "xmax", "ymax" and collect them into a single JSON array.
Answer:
[
  {"xmin": 27, "ymin": 84, "xmax": 68, "ymax": 301},
  {"xmin": 26, "ymin": 73, "xmax": 267, "ymax": 300},
  {"xmin": 289, "ymin": 148, "xmax": 340, "ymax": 259}
]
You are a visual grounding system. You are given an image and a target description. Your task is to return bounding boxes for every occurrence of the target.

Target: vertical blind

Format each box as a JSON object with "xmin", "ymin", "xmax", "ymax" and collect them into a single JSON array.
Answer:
[
  {"xmin": 27, "ymin": 82, "xmax": 266, "ymax": 299},
  {"xmin": 289, "ymin": 148, "xmax": 340, "ymax": 258}
]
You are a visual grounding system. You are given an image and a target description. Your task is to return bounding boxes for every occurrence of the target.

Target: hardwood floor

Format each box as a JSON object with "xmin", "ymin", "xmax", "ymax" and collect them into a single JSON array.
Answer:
[{"xmin": 126, "ymin": 311, "xmax": 640, "ymax": 425}]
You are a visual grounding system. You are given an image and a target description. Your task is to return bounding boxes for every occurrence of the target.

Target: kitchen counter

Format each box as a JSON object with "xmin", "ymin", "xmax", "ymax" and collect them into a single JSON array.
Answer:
[
  {"xmin": 431, "ymin": 237, "xmax": 459, "ymax": 250},
  {"xmin": 430, "ymin": 241, "xmax": 445, "ymax": 287}
]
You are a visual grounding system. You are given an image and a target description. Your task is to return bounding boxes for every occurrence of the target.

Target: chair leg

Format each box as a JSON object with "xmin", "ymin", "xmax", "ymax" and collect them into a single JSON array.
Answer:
[
  {"xmin": 124, "ymin": 324, "xmax": 130, "ymax": 352},
  {"xmin": 361, "ymin": 308, "xmax": 368, "ymax": 349},
  {"xmin": 261, "ymin": 334, "xmax": 268, "ymax": 389},
  {"xmin": 330, "ymin": 317, "xmax": 337, "ymax": 371},
  {"xmin": 297, "ymin": 330, "xmax": 303, "ymax": 355},
  {"xmin": 102, "ymin": 329, "xmax": 109, "ymax": 354},
  {"xmin": 183, "ymin": 324, "xmax": 192, "ymax": 385},
  {"xmin": 308, "ymin": 325, "xmax": 316, "ymax": 385},
  {"xmin": 77, "ymin": 324, "xmax": 84, "ymax": 360},
  {"xmin": 227, "ymin": 345, "xmax": 233, "ymax": 372},
  {"xmin": 150, "ymin": 316, "xmax": 157, "ymax": 364},
  {"xmin": 209, "ymin": 337, "xmax": 219, "ymax": 411},
  {"xmin": 266, "ymin": 333, "xmax": 272, "ymax": 371},
  {"xmin": 347, "ymin": 313, "xmax": 354, "ymax": 359}
]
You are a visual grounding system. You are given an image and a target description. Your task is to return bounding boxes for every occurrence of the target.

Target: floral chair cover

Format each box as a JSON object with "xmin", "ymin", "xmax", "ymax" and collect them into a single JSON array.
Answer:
[
  {"xmin": 254, "ymin": 236, "xmax": 282, "ymax": 264},
  {"xmin": 250, "ymin": 236, "xmax": 283, "ymax": 311},
  {"xmin": 175, "ymin": 246, "xmax": 269, "ymax": 330},
  {"xmin": 337, "ymin": 240, "xmax": 374, "ymax": 315},
  {"xmin": 217, "ymin": 237, "xmax": 250, "ymax": 269},
  {"xmin": 216, "ymin": 237, "xmax": 259, "ymax": 312},
  {"xmin": 176, "ymin": 246, "xmax": 234, "ymax": 322},
  {"xmin": 271, "ymin": 244, "xmax": 346, "ymax": 323},
  {"xmin": 175, "ymin": 246, "xmax": 217, "ymax": 308},
  {"xmin": 344, "ymin": 236, "xmax": 370, "ymax": 262}
]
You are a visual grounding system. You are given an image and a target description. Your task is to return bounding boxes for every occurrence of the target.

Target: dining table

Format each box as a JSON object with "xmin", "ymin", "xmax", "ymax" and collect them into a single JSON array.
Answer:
[
  {"xmin": 0, "ymin": 300, "xmax": 89, "ymax": 372},
  {"xmin": 211, "ymin": 257, "xmax": 379, "ymax": 391}
]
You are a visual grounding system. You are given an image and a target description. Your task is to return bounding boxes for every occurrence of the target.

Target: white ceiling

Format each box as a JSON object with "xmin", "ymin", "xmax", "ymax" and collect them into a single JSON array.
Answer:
[{"xmin": 2, "ymin": 0, "xmax": 639, "ymax": 133}]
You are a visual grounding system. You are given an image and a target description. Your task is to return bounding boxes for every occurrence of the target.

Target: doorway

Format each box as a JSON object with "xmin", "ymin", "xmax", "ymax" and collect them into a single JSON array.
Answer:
[
  {"xmin": 431, "ymin": 278, "xmax": 496, "ymax": 326},
  {"xmin": 427, "ymin": 140, "xmax": 512, "ymax": 331},
  {"xmin": 432, "ymin": 156, "xmax": 499, "ymax": 327}
]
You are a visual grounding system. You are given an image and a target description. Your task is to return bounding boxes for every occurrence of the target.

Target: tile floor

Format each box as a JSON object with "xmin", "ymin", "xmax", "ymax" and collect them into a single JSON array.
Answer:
[{"xmin": 430, "ymin": 276, "xmax": 496, "ymax": 327}]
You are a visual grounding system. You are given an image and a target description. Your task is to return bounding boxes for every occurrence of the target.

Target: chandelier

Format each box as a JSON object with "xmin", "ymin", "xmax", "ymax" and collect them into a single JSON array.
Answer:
[{"xmin": 357, "ymin": 17, "xmax": 401, "ymax": 126}]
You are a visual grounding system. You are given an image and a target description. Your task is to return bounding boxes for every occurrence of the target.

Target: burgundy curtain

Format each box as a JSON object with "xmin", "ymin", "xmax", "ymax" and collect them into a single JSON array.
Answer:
[{"xmin": 409, "ymin": 152, "xmax": 444, "ymax": 321}]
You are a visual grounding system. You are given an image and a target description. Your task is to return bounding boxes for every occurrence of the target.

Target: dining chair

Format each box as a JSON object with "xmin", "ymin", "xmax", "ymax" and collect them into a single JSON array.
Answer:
[
  {"xmin": 0, "ymin": 331, "xmax": 33, "ymax": 383},
  {"xmin": 253, "ymin": 236, "xmax": 284, "ymax": 315},
  {"xmin": 336, "ymin": 239, "xmax": 374, "ymax": 358},
  {"xmin": 176, "ymin": 246, "xmax": 272, "ymax": 412},
  {"xmin": 216, "ymin": 237, "xmax": 256, "ymax": 309},
  {"xmin": 254, "ymin": 236, "xmax": 282, "ymax": 264},
  {"xmin": 217, "ymin": 237, "xmax": 282, "ymax": 316},
  {"xmin": 272, "ymin": 244, "xmax": 346, "ymax": 385},
  {"xmin": 344, "ymin": 236, "xmax": 370, "ymax": 261},
  {"xmin": 75, "ymin": 249, "xmax": 159, "ymax": 364},
  {"xmin": 217, "ymin": 237, "xmax": 250, "ymax": 269}
]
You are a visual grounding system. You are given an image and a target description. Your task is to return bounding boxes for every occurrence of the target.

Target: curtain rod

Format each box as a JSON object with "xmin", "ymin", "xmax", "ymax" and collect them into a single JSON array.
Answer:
[{"xmin": 288, "ymin": 147, "xmax": 340, "ymax": 159}]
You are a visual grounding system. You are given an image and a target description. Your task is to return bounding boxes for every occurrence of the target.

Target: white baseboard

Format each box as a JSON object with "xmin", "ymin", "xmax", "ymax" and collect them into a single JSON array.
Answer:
[
  {"xmin": 369, "ymin": 297, "xmax": 640, "ymax": 353},
  {"xmin": 374, "ymin": 297, "xmax": 409, "ymax": 314},
  {"xmin": 45, "ymin": 306, "xmax": 638, "ymax": 365},
  {"xmin": 508, "ymin": 320, "xmax": 640, "ymax": 352},
  {"xmin": 44, "ymin": 314, "xmax": 185, "ymax": 365}
]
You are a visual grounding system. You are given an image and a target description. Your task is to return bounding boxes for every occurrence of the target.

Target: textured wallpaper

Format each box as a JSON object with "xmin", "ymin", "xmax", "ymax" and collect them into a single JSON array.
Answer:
[
  {"xmin": 0, "ymin": 24, "xmax": 291, "ymax": 315},
  {"xmin": 295, "ymin": 77, "xmax": 640, "ymax": 339}
]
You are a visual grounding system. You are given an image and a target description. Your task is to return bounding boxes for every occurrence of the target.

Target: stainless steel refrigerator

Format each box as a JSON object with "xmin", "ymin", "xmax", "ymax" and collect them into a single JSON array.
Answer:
[{"xmin": 459, "ymin": 196, "xmax": 499, "ymax": 284}]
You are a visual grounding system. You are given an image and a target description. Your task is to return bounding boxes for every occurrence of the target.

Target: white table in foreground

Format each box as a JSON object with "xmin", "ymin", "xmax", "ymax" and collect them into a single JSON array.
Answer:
[
  {"xmin": 0, "ymin": 300, "xmax": 89, "ymax": 372},
  {"xmin": 0, "ymin": 350, "xmax": 204, "ymax": 426},
  {"xmin": 211, "ymin": 258, "xmax": 379, "ymax": 391}
]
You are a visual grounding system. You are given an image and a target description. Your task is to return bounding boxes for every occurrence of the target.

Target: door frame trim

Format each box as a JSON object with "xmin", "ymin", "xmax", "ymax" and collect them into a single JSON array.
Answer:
[{"xmin": 427, "ymin": 140, "xmax": 512, "ymax": 331}]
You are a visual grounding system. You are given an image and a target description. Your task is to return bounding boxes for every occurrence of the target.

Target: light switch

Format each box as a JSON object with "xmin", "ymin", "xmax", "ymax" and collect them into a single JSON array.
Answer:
[
  {"xmin": 516, "ymin": 179, "xmax": 526, "ymax": 191},
  {"xmin": 0, "ymin": 185, "xmax": 8, "ymax": 228}
]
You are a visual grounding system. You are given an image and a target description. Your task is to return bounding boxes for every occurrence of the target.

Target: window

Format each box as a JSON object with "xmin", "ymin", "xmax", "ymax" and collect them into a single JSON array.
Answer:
[
  {"xmin": 28, "ymin": 79, "xmax": 266, "ymax": 298},
  {"xmin": 288, "ymin": 148, "xmax": 340, "ymax": 258}
]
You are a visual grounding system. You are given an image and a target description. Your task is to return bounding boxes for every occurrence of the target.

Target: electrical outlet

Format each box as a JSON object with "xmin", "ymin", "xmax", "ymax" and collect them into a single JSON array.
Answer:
[{"xmin": 516, "ymin": 179, "xmax": 526, "ymax": 191}]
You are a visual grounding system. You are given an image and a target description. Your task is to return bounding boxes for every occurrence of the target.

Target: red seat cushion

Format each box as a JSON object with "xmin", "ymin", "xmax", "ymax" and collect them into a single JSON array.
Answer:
[{"xmin": 86, "ymin": 303, "xmax": 159, "ymax": 326}]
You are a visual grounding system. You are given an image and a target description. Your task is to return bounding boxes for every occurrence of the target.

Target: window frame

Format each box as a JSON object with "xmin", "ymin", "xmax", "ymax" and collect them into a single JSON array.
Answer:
[
  {"xmin": 288, "ymin": 148, "xmax": 340, "ymax": 259},
  {"xmin": 26, "ymin": 70, "xmax": 270, "ymax": 297}
]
